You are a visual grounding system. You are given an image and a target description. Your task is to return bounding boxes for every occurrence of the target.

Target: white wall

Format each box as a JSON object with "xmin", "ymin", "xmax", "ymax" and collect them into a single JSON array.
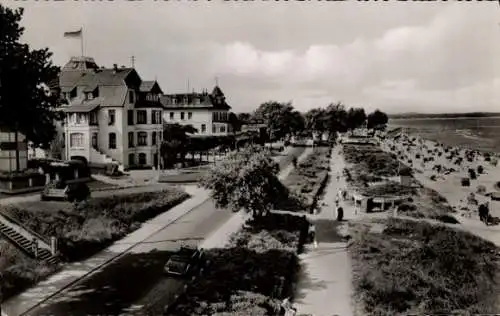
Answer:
[
  {"xmin": 163, "ymin": 108, "xmax": 232, "ymax": 136},
  {"xmin": 98, "ymin": 107, "xmax": 124, "ymax": 164}
]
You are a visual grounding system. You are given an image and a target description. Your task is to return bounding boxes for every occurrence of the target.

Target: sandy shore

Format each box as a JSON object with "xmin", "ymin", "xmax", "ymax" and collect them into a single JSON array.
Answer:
[{"xmin": 381, "ymin": 134, "xmax": 500, "ymax": 224}]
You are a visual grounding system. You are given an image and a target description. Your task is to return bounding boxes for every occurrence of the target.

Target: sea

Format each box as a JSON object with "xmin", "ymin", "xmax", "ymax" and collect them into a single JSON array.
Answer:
[{"xmin": 388, "ymin": 116, "xmax": 500, "ymax": 154}]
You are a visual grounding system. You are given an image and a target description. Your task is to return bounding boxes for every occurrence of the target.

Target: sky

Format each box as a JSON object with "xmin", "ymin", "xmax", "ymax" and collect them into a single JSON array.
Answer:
[{"xmin": 3, "ymin": 0, "xmax": 500, "ymax": 114}]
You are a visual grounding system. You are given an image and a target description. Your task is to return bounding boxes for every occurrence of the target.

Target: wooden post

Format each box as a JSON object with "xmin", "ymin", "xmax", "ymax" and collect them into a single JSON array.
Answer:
[
  {"xmin": 32, "ymin": 237, "xmax": 38, "ymax": 259},
  {"xmin": 50, "ymin": 236, "xmax": 58, "ymax": 256}
]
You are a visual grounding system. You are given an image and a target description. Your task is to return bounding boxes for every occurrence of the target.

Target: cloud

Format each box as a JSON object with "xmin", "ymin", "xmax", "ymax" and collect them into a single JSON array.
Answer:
[{"xmin": 5, "ymin": 1, "xmax": 500, "ymax": 113}]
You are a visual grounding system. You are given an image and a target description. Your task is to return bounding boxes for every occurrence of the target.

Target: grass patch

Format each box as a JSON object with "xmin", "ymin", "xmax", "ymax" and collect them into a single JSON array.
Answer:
[
  {"xmin": 169, "ymin": 213, "xmax": 308, "ymax": 315},
  {"xmin": 0, "ymin": 238, "xmax": 61, "ymax": 300},
  {"xmin": 350, "ymin": 218, "xmax": 500, "ymax": 315},
  {"xmin": 1, "ymin": 189, "xmax": 189, "ymax": 261}
]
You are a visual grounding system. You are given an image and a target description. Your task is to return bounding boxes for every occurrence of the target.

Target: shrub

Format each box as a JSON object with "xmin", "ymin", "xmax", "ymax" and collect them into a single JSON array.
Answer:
[
  {"xmin": 461, "ymin": 178, "xmax": 470, "ymax": 187},
  {"xmin": 0, "ymin": 239, "xmax": 61, "ymax": 300},
  {"xmin": 170, "ymin": 248, "xmax": 299, "ymax": 315},
  {"xmin": 430, "ymin": 175, "xmax": 437, "ymax": 181}
]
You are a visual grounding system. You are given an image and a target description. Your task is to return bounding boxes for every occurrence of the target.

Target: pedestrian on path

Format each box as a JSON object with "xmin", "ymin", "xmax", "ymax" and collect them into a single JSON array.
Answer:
[
  {"xmin": 308, "ymin": 224, "xmax": 317, "ymax": 249},
  {"xmin": 336, "ymin": 206, "xmax": 344, "ymax": 221}
]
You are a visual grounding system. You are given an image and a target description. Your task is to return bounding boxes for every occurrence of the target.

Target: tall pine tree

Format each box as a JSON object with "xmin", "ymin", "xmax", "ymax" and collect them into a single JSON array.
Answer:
[{"xmin": 0, "ymin": 5, "xmax": 63, "ymax": 171}]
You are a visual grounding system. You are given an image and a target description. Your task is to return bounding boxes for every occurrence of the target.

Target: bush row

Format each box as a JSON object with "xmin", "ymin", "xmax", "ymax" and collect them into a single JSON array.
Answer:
[
  {"xmin": 169, "ymin": 213, "xmax": 309, "ymax": 315},
  {"xmin": 1, "ymin": 189, "xmax": 189, "ymax": 261}
]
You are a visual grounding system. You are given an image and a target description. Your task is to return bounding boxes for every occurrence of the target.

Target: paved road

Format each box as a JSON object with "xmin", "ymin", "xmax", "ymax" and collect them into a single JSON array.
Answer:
[
  {"xmin": 25, "ymin": 199, "xmax": 232, "ymax": 316},
  {"xmin": 22, "ymin": 146, "xmax": 305, "ymax": 316}
]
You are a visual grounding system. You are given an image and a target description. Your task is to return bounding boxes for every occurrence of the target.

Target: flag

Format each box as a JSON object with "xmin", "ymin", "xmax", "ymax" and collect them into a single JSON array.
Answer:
[{"xmin": 63, "ymin": 29, "xmax": 82, "ymax": 38}]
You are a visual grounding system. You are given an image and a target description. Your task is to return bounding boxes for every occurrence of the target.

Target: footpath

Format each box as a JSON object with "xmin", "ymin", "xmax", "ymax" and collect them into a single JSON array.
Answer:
[
  {"xmin": 1, "ymin": 147, "xmax": 304, "ymax": 316},
  {"xmin": 293, "ymin": 145, "xmax": 357, "ymax": 316}
]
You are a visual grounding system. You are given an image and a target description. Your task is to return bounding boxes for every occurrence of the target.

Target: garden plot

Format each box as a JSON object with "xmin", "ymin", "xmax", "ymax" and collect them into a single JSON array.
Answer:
[
  {"xmin": 0, "ymin": 188, "xmax": 189, "ymax": 261},
  {"xmin": 281, "ymin": 147, "xmax": 331, "ymax": 212}
]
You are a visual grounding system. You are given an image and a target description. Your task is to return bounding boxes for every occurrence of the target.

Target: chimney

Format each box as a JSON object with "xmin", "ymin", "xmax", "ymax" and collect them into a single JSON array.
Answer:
[{"xmin": 113, "ymin": 64, "xmax": 118, "ymax": 73}]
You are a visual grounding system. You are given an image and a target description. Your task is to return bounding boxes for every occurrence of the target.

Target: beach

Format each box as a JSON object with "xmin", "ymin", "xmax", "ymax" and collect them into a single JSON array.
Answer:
[{"xmin": 381, "ymin": 131, "xmax": 500, "ymax": 238}]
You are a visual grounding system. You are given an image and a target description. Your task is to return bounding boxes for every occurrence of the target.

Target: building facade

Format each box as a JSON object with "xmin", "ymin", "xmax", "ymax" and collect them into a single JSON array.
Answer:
[
  {"xmin": 161, "ymin": 86, "xmax": 233, "ymax": 136},
  {"xmin": 58, "ymin": 56, "xmax": 164, "ymax": 170},
  {"xmin": 0, "ymin": 129, "xmax": 28, "ymax": 172}
]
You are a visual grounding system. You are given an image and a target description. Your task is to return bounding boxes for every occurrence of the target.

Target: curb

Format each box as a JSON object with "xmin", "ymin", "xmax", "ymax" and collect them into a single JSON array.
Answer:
[{"xmin": 15, "ymin": 194, "xmax": 211, "ymax": 316}]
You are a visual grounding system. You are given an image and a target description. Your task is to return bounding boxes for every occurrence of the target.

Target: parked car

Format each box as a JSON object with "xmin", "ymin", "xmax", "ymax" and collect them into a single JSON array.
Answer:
[{"xmin": 164, "ymin": 246, "xmax": 205, "ymax": 277}]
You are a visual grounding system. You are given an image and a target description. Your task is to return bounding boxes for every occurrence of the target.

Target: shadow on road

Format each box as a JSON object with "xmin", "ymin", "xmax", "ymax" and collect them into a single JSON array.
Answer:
[{"xmin": 27, "ymin": 249, "xmax": 186, "ymax": 316}]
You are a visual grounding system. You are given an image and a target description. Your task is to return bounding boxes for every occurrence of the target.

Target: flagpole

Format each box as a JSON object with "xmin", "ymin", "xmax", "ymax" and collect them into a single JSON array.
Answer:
[{"xmin": 80, "ymin": 27, "xmax": 84, "ymax": 57}]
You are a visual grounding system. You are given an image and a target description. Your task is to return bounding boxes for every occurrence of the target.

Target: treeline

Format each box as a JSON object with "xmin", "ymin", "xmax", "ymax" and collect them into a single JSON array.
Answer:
[
  {"xmin": 236, "ymin": 101, "xmax": 389, "ymax": 140},
  {"xmin": 390, "ymin": 112, "xmax": 500, "ymax": 119}
]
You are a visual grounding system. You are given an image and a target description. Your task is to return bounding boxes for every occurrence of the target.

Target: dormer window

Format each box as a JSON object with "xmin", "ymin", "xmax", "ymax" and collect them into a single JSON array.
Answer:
[
  {"xmin": 129, "ymin": 91, "xmax": 135, "ymax": 104},
  {"xmin": 172, "ymin": 99, "xmax": 177, "ymax": 105},
  {"xmin": 85, "ymin": 92, "xmax": 93, "ymax": 100}
]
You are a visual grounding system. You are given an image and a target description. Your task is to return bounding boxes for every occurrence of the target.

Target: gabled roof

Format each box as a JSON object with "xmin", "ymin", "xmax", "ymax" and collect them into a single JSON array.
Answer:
[{"xmin": 140, "ymin": 81, "xmax": 159, "ymax": 92}]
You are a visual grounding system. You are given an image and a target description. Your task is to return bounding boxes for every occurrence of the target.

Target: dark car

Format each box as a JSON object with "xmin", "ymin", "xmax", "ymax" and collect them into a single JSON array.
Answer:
[{"xmin": 164, "ymin": 246, "xmax": 205, "ymax": 277}]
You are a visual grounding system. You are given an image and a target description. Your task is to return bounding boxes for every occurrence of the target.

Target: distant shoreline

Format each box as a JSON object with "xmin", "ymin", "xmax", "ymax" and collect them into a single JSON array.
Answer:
[{"xmin": 390, "ymin": 116, "xmax": 500, "ymax": 121}]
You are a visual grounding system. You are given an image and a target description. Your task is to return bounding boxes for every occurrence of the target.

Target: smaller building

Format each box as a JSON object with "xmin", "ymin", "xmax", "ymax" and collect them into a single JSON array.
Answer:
[{"xmin": 161, "ymin": 86, "xmax": 233, "ymax": 136}]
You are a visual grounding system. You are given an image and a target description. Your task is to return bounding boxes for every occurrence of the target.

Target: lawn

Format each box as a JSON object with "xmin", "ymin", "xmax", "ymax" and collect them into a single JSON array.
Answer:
[
  {"xmin": 0, "ymin": 188, "xmax": 189, "ymax": 261},
  {"xmin": 168, "ymin": 213, "xmax": 308, "ymax": 315},
  {"xmin": 349, "ymin": 218, "xmax": 500, "ymax": 315},
  {"xmin": 281, "ymin": 147, "xmax": 331, "ymax": 212},
  {"xmin": 0, "ymin": 238, "xmax": 61, "ymax": 300}
]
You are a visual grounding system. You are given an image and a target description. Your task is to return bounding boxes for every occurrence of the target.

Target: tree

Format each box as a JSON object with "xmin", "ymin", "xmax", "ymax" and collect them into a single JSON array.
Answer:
[
  {"xmin": 345, "ymin": 107, "xmax": 366, "ymax": 130},
  {"xmin": 325, "ymin": 102, "xmax": 348, "ymax": 133},
  {"xmin": 0, "ymin": 6, "xmax": 64, "ymax": 171},
  {"xmin": 289, "ymin": 110, "xmax": 305, "ymax": 135},
  {"xmin": 160, "ymin": 123, "xmax": 198, "ymax": 168},
  {"xmin": 305, "ymin": 108, "xmax": 328, "ymax": 136},
  {"xmin": 228, "ymin": 112, "xmax": 241, "ymax": 132},
  {"xmin": 201, "ymin": 145, "xmax": 288, "ymax": 218},
  {"xmin": 367, "ymin": 109, "xmax": 389, "ymax": 129},
  {"xmin": 236, "ymin": 112, "xmax": 253, "ymax": 124},
  {"xmin": 254, "ymin": 101, "xmax": 296, "ymax": 140}
]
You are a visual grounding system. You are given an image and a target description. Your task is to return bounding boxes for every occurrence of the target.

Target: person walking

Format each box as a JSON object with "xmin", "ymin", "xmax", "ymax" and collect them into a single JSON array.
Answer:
[{"xmin": 479, "ymin": 203, "xmax": 490, "ymax": 225}]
